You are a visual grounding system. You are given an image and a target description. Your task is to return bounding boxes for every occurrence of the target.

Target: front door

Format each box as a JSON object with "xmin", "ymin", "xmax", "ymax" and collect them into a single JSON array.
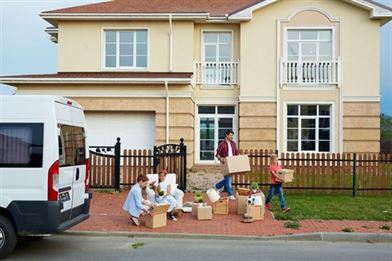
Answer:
[{"xmin": 197, "ymin": 105, "xmax": 237, "ymax": 164}]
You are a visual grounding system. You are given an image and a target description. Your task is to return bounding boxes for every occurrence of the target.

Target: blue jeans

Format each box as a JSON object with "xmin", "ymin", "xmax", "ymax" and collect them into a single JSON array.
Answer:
[
  {"xmin": 215, "ymin": 176, "xmax": 234, "ymax": 197},
  {"xmin": 265, "ymin": 184, "xmax": 286, "ymax": 209}
]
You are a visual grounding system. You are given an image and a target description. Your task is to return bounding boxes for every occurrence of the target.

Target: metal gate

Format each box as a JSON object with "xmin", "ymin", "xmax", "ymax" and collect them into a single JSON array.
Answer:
[{"xmin": 89, "ymin": 138, "xmax": 187, "ymax": 191}]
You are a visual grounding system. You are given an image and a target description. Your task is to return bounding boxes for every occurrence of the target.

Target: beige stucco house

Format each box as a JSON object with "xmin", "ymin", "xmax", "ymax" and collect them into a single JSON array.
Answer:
[{"xmin": 1, "ymin": 0, "xmax": 391, "ymax": 167}]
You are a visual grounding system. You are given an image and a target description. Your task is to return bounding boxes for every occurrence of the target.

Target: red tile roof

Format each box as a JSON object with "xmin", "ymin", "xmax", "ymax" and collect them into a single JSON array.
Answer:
[
  {"xmin": 0, "ymin": 72, "xmax": 193, "ymax": 79},
  {"xmin": 43, "ymin": 0, "xmax": 265, "ymax": 17}
]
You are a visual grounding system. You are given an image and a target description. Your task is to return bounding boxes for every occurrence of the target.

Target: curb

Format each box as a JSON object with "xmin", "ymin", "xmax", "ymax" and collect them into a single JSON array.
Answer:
[{"xmin": 63, "ymin": 231, "xmax": 392, "ymax": 243}]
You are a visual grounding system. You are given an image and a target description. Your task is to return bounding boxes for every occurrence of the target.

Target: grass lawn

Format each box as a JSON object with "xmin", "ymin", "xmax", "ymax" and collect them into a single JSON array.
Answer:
[{"xmin": 270, "ymin": 194, "xmax": 392, "ymax": 221}]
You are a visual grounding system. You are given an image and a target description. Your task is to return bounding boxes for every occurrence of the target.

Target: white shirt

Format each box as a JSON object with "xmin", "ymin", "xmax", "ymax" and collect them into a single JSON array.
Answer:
[{"xmin": 227, "ymin": 141, "xmax": 233, "ymax": 157}]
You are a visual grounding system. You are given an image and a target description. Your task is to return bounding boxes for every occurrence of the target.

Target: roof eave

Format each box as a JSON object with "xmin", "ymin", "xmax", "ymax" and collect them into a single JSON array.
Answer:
[{"xmin": 0, "ymin": 77, "xmax": 192, "ymax": 85}]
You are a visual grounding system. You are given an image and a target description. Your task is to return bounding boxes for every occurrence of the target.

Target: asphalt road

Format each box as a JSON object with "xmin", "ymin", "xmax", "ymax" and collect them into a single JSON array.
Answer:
[{"xmin": 8, "ymin": 235, "xmax": 392, "ymax": 261}]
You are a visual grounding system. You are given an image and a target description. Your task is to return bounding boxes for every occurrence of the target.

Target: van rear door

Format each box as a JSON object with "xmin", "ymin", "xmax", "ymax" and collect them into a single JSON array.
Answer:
[{"xmin": 56, "ymin": 102, "xmax": 75, "ymax": 221}]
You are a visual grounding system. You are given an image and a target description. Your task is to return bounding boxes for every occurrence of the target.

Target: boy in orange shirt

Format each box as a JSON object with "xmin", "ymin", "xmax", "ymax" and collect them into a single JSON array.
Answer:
[{"xmin": 265, "ymin": 154, "xmax": 290, "ymax": 212}]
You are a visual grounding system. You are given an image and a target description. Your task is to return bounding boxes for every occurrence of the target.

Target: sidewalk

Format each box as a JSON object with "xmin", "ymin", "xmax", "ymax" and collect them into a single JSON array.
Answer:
[{"xmin": 71, "ymin": 191, "xmax": 392, "ymax": 236}]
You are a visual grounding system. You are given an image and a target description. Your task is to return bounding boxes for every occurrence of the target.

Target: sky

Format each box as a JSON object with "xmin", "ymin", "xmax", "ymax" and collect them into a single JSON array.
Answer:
[{"xmin": 0, "ymin": 0, "xmax": 392, "ymax": 114}]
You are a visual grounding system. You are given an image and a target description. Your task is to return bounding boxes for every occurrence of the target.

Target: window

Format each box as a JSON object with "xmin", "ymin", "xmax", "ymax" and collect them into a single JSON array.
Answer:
[
  {"xmin": 0, "ymin": 123, "xmax": 44, "ymax": 168},
  {"xmin": 286, "ymin": 105, "xmax": 331, "ymax": 152},
  {"xmin": 105, "ymin": 30, "xmax": 148, "ymax": 69},
  {"xmin": 287, "ymin": 29, "xmax": 332, "ymax": 61},
  {"xmin": 198, "ymin": 106, "xmax": 236, "ymax": 162},
  {"xmin": 58, "ymin": 125, "xmax": 86, "ymax": 167},
  {"xmin": 203, "ymin": 32, "xmax": 232, "ymax": 63}
]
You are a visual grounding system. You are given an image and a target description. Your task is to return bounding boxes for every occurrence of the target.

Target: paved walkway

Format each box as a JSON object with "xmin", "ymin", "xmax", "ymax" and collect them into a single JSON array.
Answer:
[{"xmin": 71, "ymin": 191, "xmax": 392, "ymax": 236}]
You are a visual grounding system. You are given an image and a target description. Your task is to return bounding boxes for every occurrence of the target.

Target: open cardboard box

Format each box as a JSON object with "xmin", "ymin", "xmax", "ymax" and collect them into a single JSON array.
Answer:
[
  {"xmin": 144, "ymin": 204, "xmax": 170, "ymax": 229},
  {"xmin": 221, "ymin": 155, "xmax": 251, "ymax": 176}
]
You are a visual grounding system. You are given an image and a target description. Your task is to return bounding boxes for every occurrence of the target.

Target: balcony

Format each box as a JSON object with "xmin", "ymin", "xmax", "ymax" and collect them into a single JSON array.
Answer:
[
  {"xmin": 281, "ymin": 59, "xmax": 340, "ymax": 86},
  {"xmin": 195, "ymin": 61, "xmax": 240, "ymax": 86}
]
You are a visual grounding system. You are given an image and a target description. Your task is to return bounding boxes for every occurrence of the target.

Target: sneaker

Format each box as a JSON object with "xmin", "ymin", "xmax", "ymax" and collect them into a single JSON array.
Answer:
[
  {"xmin": 281, "ymin": 207, "xmax": 291, "ymax": 213},
  {"xmin": 228, "ymin": 195, "xmax": 236, "ymax": 200},
  {"xmin": 265, "ymin": 203, "xmax": 271, "ymax": 209},
  {"xmin": 130, "ymin": 216, "xmax": 140, "ymax": 226},
  {"xmin": 170, "ymin": 215, "xmax": 177, "ymax": 221}
]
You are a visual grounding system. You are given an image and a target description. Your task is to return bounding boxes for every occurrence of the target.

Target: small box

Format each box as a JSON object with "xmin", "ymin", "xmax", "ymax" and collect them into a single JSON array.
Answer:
[
  {"xmin": 144, "ymin": 204, "xmax": 170, "ymax": 229},
  {"xmin": 246, "ymin": 205, "xmax": 265, "ymax": 220},
  {"xmin": 221, "ymin": 155, "xmax": 251, "ymax": 176},
  {"xmin": 213, "ymin": 198, "xmax": 229, "ymax": 214},
  {"xmin": 237, "ymin": 194, "xmax": 249, "ymax": 215},
  {"xmin": 237, "ymin": 187, "xmax": 251, "ymax": 196},
  {"xmin": 276, "ymin": 169, "xmax": 295, "ymax": 183},
  {"xmin": 191, "ymin": 203, "xmax": 199, "ymax": 217},
  {"xmin": 197, "ymin": 205, "xmax": 213, "ymax": 220}
]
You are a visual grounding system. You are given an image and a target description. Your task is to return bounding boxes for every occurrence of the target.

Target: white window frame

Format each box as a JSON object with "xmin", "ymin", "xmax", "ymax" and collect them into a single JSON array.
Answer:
[
  {"xmin": 195, "ymin": 103, "xmax": 238, "ymax": 164},
  {"xmin": 102, "ymin": 28, "xmax": 149, "ymax": 71},
  {"xmin": 201, "ymin": 30, "xmax": 234, "ymax": 64},
  {"xmin": 284, "ymin": 26, "xmax": 336, "ymax": 63},
  {"xmin": 283, "ymin": 102, "xmax": 335, "ymax": 153}
]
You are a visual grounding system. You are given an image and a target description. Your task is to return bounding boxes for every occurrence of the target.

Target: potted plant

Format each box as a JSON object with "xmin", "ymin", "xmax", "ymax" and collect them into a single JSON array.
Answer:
[
  {"xmin": 159, "ymin": 190, "xmax": 165, "ymax": 197},
  {"xmin": 250, "ymin": 182, "xmax": 259, "ymax": 193},
  {"xmin": 196, "ymin": 196, "xmax": 204, "ymax": 207}
]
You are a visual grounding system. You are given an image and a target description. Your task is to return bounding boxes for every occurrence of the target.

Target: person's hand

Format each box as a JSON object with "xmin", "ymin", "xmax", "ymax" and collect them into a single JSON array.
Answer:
[
  {"xmin": 142, "ymin": 205, "xmax": 150, "ymax": 212},
  {"xmin": 220, "ymin": 158, "xmax": 225, "ymax": 164}
]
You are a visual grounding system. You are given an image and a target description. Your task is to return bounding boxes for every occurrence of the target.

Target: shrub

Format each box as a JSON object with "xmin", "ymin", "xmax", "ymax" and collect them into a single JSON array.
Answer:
[
  {"xmin": 284, "ymin": 221, "xmax": 301, "ymax": 229},
  {"xmin": 342, "ymin": 227, "xmax": 354, "ymax": 233},
  {"xmin": 379, "ymin": 224, "xmax": 390, "ymax": 230}
]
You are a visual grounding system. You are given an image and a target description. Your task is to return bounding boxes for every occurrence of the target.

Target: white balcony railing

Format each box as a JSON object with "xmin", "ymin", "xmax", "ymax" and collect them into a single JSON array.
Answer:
[
  {"xmin": 281, "ymin": 59, "xmax": 340, "ymax": 86},
  {"xmin": 195, "ymin": 61, "xmax": 240, "ymax": 86}
]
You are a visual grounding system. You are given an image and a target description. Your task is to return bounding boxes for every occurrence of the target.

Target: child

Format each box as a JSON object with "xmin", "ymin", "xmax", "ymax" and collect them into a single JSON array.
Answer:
[
  {"xmin": 265, "ymin": 154, "xmax": 291, "ymax": 212},
  {"xmin": 154, "ymin": 170, "xmax": 178, "ymax": 221},
  {"xmin": 122, "ymin": 175, "xmax": 152, "ymax": 226}
]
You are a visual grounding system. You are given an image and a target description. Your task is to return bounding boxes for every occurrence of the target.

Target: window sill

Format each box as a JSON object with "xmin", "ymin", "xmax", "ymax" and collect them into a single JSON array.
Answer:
[
  {"xmin": 199, "ymin": 85, "xmax": 236, "ymax": 90},
  {"xmin": 101, "ymin": 67, "xmax": 149, "ymax": 72},
  {"xmin": 282, "ymin": 84, "xmax": 337, "ymax": 90}
]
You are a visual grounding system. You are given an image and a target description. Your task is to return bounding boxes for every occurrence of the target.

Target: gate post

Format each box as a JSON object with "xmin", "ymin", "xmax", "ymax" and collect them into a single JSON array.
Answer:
[
  {"xmin": 153, "ymin": 146, "xmax": 158, "ymax": 173},
  {"xmin": 352, "ymin": 153, "xmax": 357, "ymax": 198},
  {"xmin": 114, "ymin": 137, "xmax": 121, "ymax": 192},
  {"xmin": 180, "ymin": 138, "xmax": 187, "ymax": 190}
]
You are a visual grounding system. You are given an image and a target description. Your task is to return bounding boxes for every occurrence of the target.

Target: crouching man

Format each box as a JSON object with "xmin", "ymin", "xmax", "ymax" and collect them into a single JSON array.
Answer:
[{"xmin": 122, "ymin": 174, "xmax": 152, "ymax": 226}]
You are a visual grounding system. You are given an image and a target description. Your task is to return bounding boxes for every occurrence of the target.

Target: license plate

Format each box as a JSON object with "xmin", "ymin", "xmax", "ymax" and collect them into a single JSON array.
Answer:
[{"xmin": 60, "ymin": 192, "xmax": 70, "ymax": 202}]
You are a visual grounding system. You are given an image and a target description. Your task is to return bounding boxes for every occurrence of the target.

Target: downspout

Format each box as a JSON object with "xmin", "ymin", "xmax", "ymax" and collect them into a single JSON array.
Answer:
[
  {"xmin": 169, "ymin": 14, "xmax": 173, "ymax": 72},
  {"xmin": 165, "ymin": 81, "xmax": 170, "ymax": 144}
]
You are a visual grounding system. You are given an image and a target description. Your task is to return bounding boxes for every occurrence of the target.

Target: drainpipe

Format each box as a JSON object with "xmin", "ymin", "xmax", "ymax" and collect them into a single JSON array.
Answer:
[
  {"xmin": 165, "ymin": 81, "xmax": 170, "ymax": 144},
  {"xmin": 169, "ymin": 15, "xmax": 173, "ymax": 72}
]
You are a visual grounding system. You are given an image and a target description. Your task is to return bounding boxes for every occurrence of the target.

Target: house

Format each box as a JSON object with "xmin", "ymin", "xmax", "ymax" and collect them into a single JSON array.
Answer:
[{"xmin": 1, "ymin": 0, "xmax": 391, "ymax": 167}]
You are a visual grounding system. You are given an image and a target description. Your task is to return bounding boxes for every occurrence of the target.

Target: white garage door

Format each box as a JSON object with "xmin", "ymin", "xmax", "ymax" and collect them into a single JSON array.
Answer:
[{"xmin": 85, "ymin": 112, "xmax": 155, "ymax": 150}]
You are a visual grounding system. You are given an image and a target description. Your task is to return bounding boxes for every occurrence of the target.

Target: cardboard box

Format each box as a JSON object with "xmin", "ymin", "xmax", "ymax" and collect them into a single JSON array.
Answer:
[
  {"xmin": 197, "ymin": 205, "xmax": 213, "ymax": 220},
  {"xmin": 237, "ymin": 187, "xmax": 251, "ymax": 196},
  {"xmin": 246, "ymin": 205, "xmax": 265, "ymax": 220},
  {"xmin": 221, "ymin": 155, "xmax": 251, "ymax": 176},
  {"xmin": 144, "ymin": 204, "xmax": 170, "ymax": 229},
  {"xmin": 237, "ymin": 192, "xmax": 265, "ymax": 215},
  {"xmin": 213, "ymin": 198, "xmax": 229, "ymax": 214},
  {"xmin": 276, "ymin": 169, "xmax": 295, "ymax": 183},
  {"xmin": 237, "ymin": 194, "xmax": 249, "ymax": 215},
  {"xmin": 191, "ymin": 203, "xmax": 199, "ymax": 217}
]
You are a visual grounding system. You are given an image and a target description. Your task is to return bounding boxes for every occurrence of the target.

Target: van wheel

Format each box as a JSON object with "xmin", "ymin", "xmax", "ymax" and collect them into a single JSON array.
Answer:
[{"xmin": 0, "ymin": 215, "xmax": 17, "ymax": 259}]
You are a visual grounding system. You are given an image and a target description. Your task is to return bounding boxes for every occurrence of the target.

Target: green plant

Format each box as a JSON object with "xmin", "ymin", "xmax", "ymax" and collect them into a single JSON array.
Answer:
[
  {"xmin": 250, "ymin": 182, "xmax": 259, "ymax": 191},
  {"xmin": 379, "ymin": 224, "xmax": 390, "ymax": 230},
  {"xmin": 131, "ymin": 241, "xmax": 145, "ymax": 249},
  {"xmin": 159, "ymin": 190, "xmax": 165, "ymax": 197},
  {"xmin": 197, "ymin": 197, "xmax": 204, "ymax": 203},
  {"xmin": 284, "ymin": 221, "xmax": 301, "ymax": 230},
  {"xmin": 342, "ymin": 227, "xmax": 354, "ymax": 233}
]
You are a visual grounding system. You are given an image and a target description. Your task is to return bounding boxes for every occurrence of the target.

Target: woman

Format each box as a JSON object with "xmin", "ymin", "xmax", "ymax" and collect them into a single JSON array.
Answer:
[
  {"xmin": 154, "ymin": 170, "xmax": 178, "ymax": 221},
  {"xmin": 122, "ymin": 174, "xmax": 152, "ymax": 226}
]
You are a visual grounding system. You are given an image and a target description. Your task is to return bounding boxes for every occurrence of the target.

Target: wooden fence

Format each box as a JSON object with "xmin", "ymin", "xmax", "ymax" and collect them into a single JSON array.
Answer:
[
  {"xmin": 233, "ymin": 150, "xmax": 392, "ymax": 196},
  {"xmin": 89, "ymin": 151, "xmax": 115, "ymax": 188}
]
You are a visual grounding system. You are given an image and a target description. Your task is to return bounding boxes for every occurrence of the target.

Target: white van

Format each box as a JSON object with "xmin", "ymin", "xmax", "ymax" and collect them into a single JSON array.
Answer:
[{"xmin": 0, "ymin": 95, "xmax": 91, "ymax": 258}]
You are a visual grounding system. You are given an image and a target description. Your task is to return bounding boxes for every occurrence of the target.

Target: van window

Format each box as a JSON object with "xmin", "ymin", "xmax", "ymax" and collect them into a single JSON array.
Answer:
[
  {"xmin": 58, "ymin": 124, "xmax": 86, "ymax": 167},
  {"xmin": 0, "ymin": 123, "xmax": 44, "ymax": 168}
]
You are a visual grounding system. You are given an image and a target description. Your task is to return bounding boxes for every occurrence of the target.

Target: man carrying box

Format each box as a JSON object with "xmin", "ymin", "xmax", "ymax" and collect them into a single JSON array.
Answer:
[{"xmin": 214, "ymin": 130, "xmax": 238, "ymax": 200}]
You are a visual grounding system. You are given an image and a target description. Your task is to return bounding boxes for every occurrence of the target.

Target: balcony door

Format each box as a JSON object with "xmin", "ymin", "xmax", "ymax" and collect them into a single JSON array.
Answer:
[
  {"xmin": 202, "ymin": 32, "xmax": 233, "ymax": 85},
  {"xmin": 197, "ymin": 105, "xmax": 237, "ymax": 164}
]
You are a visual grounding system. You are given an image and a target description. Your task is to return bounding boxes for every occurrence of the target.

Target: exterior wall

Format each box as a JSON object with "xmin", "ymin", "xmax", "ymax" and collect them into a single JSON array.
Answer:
[
  {"xmin": 239, "ymin": 102, "xmax": 277, "ymax": 150},
  {"xmin": 58, "ymin": 20, "xmax": 194, "ymax": 72},
  {"xmin": 240, "ymin": 0, "xmax": 381, "ymax": 98},
  {"xmin": 343, "ymin": 101, "xmax": 380, "ymax": 152}
]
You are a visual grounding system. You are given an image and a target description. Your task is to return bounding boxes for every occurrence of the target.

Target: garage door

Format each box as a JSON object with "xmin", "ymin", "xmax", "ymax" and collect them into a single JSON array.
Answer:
[{"xmin": 85, "ymin": 112, "xmax": 155, "ymax": 150}]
